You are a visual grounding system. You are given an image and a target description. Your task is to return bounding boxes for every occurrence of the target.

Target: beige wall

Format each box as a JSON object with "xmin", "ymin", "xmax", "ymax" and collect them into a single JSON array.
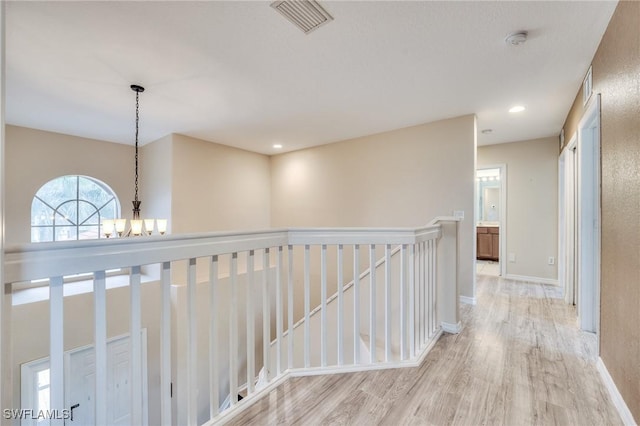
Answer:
[
  {"xmin": 171, "ymin": 134, "xmax": 271, "ymax": 233},
  {"xmin": 140, "ymin": 134, "xmax": 173, "ymax": 233},
  {"xmin": 270, "ymin": 115, "xmax": 476, "ymax": 299},
  {"xmin": 563, "ymin": 1, "xmax": 640, "ymax": 420},
  {"xmin": 5, "ymin": 125, "xmax": 134, "ymax": 246},
  {"xmin": 478, "ymin": 138, "xmax": 558, "ymax": 281}
]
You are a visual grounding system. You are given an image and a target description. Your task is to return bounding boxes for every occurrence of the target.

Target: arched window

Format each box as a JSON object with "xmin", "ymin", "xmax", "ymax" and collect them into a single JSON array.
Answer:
[{"xmin": 31, "ymin": 175, "xmax": 121, "ymax": 242}]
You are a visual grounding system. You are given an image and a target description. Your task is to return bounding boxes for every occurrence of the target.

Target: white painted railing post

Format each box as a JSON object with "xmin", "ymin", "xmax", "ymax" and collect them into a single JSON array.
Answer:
[
  {"xmin": 50, "ymin": 276, "xmax": 64, "ymax": 426},
  {"xmin": 353, "ymin": 244, "xmax": 360, "ymax": 365},
  {"xmin": 209, "ymin": 256, "xmax": 219, "ymax": 417},
  {"xmin": 230, "ymin": 253, "xmax": 238, "ymax": 406},
  {"xmin": 276, "ymin": 247, "xmax": 283, "ymax": 375},
  {"xmin": 130, "ymin": 266, "xmax": 143, "ymax": 426},
  {"xmin": 93, "ymin": 271, "xmax": 107, "ymax": 426},
  {"xmin": 384, "ymin": 244, "xmax": 391, "ymax": 362},
  {"xmin": 287, "ymin": 245, "xmax": 294, "ymax": 370},
  {"xmin": 160, "ymin": 262, "xmax": 172, "ymax": 425},
  {"xmin": 409, "ymin": 244, "xmax": 415, "ymax": 357},
  {"xmin": 262, "ymin": 248, "xmax": 271, "ymax": 380},
  {"xmin": 337, "ymin": 244, "xmax": 344, "ymax": 366},
  {"xmin": 320, "ymin": 244, "xmax": 327, "ymax": 367},
  {"xmin": 186, "ymin": 259, "xmax": 198, "ymax": 424},
  {"xmin": 247, "ymin": 251, "xmax": 256, "ymax": 393},
  {"xmin": 400, "ymin": 245, "xmax": 407, "ymax": 360},
  {"xmin": 437, "ymin": 220, "xmax": 460, "ymax": 333},
  {"xmin": 369, "ymin": 245, "xmax": 376, "ymax": 363},
  {"xmin": 303, "ymin": 245, "xmax": 310, "ymax": 368}
]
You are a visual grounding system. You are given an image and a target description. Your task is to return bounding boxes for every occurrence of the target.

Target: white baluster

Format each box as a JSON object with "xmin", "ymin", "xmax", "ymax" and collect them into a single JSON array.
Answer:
[
  {"xmin": 422, "ymin": 242, "xmax": 427, "ymax": 344},
  {"xmin": 337, "ymin": 244, "xmax": 344, "ymax": 366},
  {"xmin": 130, "ymin": 266, "xmax": 143, "ymax": 426},
  {"xmin": 93, "ymin": 271, "xmax": 107, "ymax": 426},
  {"xmin": 247, "ymin": 251, "xmax": 255, "ymax": 394},
  {"xmin": 262, "ymin": 249, "xmax": 271, "ymax": 380},
  {"xmin": 353, "ymin": 245, "xmax": 361, "ymax": 365},
  {"xmin": 369, "ymin": 245, "xmax": 376, "ymax": 364},
  {"xmin": 419, "ymin": 242, "xmax": 425, "ymax": 348},
  {"xmin": 186, "ymin": 260, "xmax": 197, "ymax": 423},
  {"xmin": 429, "ymin": 239, "xmax": 434, "ymax": 337},
  {"xmin": 399, "ymin": 245, "xmax": 407, "ymax": 361},
  {"xmin": 50, "ymin": 276, "xmax": 64, "ymax": 426},
  {"xmin": 409, "ymin": 245, "xmax": 415, "ymax": 357},
  {"xmin": 321, "ymin": 244, "xmax": 327, "ymax": 367},
  {"xmin": 161, "ymin": 262, "xmax": 172, "ymax": 424},
  {"xmin": 287, "ymin": 245, "xmax": 294, "ymax": 370},
  {"xmin": 431, "ymin": 239, "xmax": 437, "ymax": 336},
  {"xmin": 304, "ymin": 245, "xmax": 310, "ymax": 368},
  {"xmin": 230, "ymin": 253, "xmax": 238, "ymax": 406},
  {"xmin": 276, "ymin": 247, "xmax": 283, "ymax": 375},
  {"xmin": 210, "ymin": 256, "xmax": 219, "ymax": 416},
  {"xmin": 384, "ymin": 244, "xmax": 391, "ymax": 362}
]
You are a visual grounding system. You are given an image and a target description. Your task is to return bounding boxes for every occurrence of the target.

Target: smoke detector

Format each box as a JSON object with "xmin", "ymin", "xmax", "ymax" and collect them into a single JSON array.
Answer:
[
  {"xmin": 271, "ymin": 0, "xmax": 333, "ymax": 34},
  {"xmin": 505, "ymin": 31, "xmax": 528, "ymax": 46}
]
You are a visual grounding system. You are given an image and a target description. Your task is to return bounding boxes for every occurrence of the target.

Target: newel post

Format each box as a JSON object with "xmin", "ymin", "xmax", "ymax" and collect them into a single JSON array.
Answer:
[{"xmin": 437, "ymin": 220, "xmax": 461, "ymax": 333}]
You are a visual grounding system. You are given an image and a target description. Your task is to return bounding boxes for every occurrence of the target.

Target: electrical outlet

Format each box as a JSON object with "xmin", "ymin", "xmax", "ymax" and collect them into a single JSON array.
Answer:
[
  {"xmin": 508, "ymin": 253, "xmax": 516, "ymax": 263},
  {"xmin": 548, "ymin": 256, "xmax": 555, "ymax": 265}
]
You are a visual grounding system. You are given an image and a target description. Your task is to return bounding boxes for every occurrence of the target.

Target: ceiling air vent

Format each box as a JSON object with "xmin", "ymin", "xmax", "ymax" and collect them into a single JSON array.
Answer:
[{"xmin": 271, "ymin": 0, "xmax": 333, "ymax": 34}]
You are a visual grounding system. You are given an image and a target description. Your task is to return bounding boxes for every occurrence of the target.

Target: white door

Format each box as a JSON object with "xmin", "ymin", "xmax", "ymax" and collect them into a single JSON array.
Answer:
[
  {"xmin": 66, "ymin": 349, "xmax": 96, "ymax": 424},
  {"xmin": 107, "ymin": 338, "xmax": 132, "ymax": 425}
]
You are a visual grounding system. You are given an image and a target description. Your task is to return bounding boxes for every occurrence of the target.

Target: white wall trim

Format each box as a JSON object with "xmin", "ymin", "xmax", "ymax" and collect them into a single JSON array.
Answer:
[
  {"xmin": 459, "ymin": 295, "xmax": 477, "ymax": 305},
  {"xmin": 441, "ymin": 321, "xmax": 462, "ymax": 334},
  {"xmin": 503, "ymin": 274, "xmax": 559, "ymax": 286},
  {"xmin": 596, "ymin": 357, "xmax": 637, "ymax": 426}
]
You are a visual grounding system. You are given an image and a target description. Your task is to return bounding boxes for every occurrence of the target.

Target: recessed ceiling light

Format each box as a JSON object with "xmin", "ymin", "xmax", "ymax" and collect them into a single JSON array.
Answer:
[
  {"xmin": 509, "ymin": 105, "xmax": 526, "ymax": 113},
  {"xmin": 273, "ymin": 144, "xmax": 283, "ymax": 149},
  {"xmin": 481, "ymin": 129, "xmax": 493, "ymax": 134}
]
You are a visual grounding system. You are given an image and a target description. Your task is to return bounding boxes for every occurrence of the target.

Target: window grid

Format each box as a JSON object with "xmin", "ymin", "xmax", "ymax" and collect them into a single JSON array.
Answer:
[{"xmin": 31, "ymin": 175, "xmax": 121, "ymax": 242}]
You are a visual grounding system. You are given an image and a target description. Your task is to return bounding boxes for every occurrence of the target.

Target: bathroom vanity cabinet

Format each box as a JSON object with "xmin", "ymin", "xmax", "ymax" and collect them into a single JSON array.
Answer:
[{"xmin": 477, "ymin": 226, "xmax": 499, "ymax": 261}]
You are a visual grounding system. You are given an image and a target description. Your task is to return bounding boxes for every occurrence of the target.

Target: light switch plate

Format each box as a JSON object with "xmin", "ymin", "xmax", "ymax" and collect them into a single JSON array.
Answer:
[
  {"xmin": 453, "ymin": 210, "xmax": 464, "ymax": 220},
  {"xmin": 508, "ymin": 253, "xmax": 516, "ymax": 263}
]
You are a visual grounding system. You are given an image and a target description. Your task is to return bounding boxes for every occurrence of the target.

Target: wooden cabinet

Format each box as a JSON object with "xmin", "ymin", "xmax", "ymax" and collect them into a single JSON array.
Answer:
[{"xmin": 477, "ymin": 226, "xmax": 499, "ymax": 261}]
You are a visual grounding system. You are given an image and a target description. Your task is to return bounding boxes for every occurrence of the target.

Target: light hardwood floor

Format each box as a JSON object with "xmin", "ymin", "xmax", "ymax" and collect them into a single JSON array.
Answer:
[{"xmin": 229, "ymin": 275, "xmax": 621, "ymax": 425}]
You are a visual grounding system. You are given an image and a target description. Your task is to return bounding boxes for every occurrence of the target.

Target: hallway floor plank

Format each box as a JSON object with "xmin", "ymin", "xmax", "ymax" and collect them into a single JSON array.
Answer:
[{"xmin": 229, "ymin": 275, "xmax": 621, "ymax": 425}]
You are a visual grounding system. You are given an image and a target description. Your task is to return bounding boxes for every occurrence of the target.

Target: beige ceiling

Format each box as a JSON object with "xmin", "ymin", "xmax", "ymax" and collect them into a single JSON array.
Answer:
[{"xmin": 5, "ymin": 1, "xmax": 617, "ymax": 154}]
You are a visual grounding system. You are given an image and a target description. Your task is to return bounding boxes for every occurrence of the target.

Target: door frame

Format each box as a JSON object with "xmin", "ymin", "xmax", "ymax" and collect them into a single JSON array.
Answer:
[
  {"xmin": 476, "ymin": 164, "xmax": 507, "ymax": 277},
  {"xmin": 576, "ymin": 94, "xmax": 601, "ymax": 337},
  {"xmin": 558, "ymin": 134, "xmax": 577, "ymax": 305}
]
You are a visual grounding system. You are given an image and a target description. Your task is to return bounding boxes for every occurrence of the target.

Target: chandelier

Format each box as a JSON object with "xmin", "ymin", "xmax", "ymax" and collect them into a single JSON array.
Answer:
[{"xmin": 101, "ymin": 85, "xmax": 167, "ymax": 238}]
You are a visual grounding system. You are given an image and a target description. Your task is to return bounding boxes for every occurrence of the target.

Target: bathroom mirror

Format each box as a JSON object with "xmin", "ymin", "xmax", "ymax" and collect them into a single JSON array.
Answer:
[{"xmin": 477, "ymin": 168, "xmax": 501, "ymax": 224}]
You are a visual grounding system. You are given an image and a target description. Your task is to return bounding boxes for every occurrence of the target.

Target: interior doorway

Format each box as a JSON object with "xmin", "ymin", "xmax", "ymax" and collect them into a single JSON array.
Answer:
[
  {"xmin": 475, "ymin": 165, "xmax": 507, "ymax": 278},
  {"xmin": 559, "ymin": 94, "xmax": 601, "ymax": 336},
  {"xmin": 559, "ymin": 134, "xmax": 577, "ymax": 306}
]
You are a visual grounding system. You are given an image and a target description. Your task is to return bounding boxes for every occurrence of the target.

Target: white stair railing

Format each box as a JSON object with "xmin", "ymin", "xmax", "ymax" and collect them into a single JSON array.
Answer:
[{"xmin": 3, "ymin": 218, "xmax": 460, "ymax": 426}]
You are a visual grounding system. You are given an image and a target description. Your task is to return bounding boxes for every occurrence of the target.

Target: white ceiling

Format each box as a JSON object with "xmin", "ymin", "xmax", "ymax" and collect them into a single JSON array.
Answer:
[{"xmin": 5, "ymin": 1, "xmax": 617, "ymax": 154}]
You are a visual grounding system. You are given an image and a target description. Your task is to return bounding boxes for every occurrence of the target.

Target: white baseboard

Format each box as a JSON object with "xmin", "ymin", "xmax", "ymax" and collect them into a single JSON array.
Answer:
[
  {"xmin": 460, "ymin": 295, "xmax": 477, "ymax": 305},
  {"xmin": 596, "ymin": 357, "xmax": 637, "ymax": 426},
  {"xmin": 503, "ymin": 274, "xmax": 559, "ymax": 286},
  {"xmin": 441, "ymin": 321, "xmax": 462, "ymax": 334}
]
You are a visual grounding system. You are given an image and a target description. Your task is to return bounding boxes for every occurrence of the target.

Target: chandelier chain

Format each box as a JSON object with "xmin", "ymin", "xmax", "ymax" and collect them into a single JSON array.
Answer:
[{"xmin": 134, "ymin": 89, "xmax": 139, "ymax": 202}]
